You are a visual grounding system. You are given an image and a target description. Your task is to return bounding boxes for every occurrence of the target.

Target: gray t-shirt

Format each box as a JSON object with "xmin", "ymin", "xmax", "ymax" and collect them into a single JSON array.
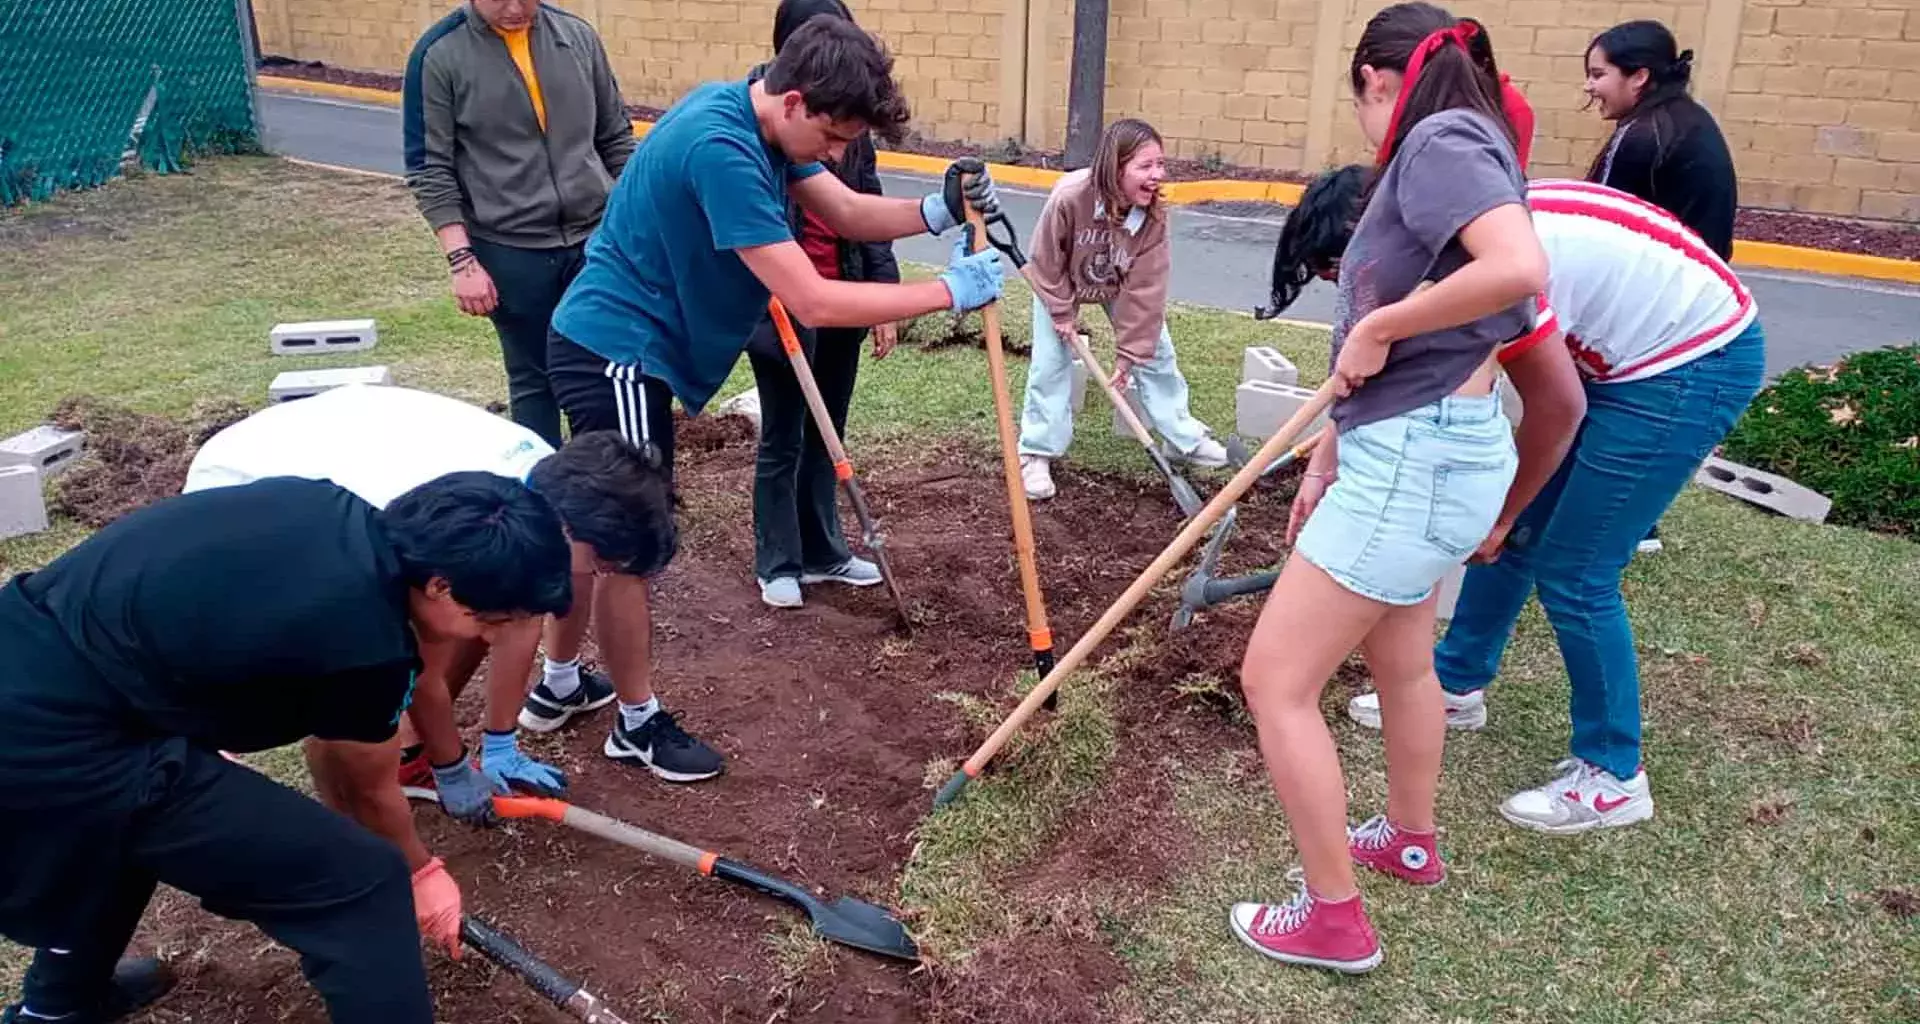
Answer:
[{"xmin": 1329, "ymin": 108, "xmax": 1532, "ymax": 431}]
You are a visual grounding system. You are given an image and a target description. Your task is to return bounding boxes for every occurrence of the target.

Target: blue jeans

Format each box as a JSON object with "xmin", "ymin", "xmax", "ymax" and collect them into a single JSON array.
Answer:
[
  {"xmin": 1434, "ymin": 320, "xmax": 1766, "ymax": 779},
  {"xmin": 1296, "ymin": 392, "xmax": 1515, "ymax": 605},
  {"xmin": 1018, "ymin": 295, "xmax": 1213, "ymax": 458}
]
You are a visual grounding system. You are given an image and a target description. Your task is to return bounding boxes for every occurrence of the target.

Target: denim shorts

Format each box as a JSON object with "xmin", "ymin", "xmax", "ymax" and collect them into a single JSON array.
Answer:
[{"xmin": 1295, "ymin": 392, "xmax": 1517, "ymax": 605}]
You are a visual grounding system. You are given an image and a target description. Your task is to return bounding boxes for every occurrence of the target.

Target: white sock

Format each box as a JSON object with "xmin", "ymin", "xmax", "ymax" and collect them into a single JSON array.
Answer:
[
  {"xmin": 543, "ymin": 657, "xmax": 582, "ymax": 700},
  {"xmin": 619, "ymin": 697, "xmax": 660, "ymax": 732}
]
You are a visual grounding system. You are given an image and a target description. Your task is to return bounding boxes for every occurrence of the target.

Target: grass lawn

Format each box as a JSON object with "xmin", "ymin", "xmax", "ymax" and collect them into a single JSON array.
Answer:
[{"xmin": 2, "ymin": 157, "xmax": 1916, "ymax": 1021}]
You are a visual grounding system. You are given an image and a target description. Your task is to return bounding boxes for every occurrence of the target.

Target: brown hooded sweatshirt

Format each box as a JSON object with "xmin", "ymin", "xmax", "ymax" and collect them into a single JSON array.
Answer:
[{"xmin": 1025, "ymin": 169, "xmax": 1172, "ymax": 368}]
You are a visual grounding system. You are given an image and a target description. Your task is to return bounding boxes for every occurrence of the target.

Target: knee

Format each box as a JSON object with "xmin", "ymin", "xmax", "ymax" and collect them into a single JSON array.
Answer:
[{"xmin": 1534, "ymin": 563, "xmax": 1623, "ymax": 614}]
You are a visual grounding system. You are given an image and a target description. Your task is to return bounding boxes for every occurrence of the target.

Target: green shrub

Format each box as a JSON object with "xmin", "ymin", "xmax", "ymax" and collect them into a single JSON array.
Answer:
[{"xmin": 1720, "ymin": 345, "xmax": 1920, "ymax": 535}]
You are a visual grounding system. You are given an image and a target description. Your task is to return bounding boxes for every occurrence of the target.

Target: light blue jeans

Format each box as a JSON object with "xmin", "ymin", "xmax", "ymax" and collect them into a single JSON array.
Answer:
[
  {"xmin": 1295, "ymin": 392, "xmax": 1517, "ymax": 605},
  {"xmin": 1434, "ymin": 320, "xmax": 1767, "ymax": 780},
  {"xmin": 1018, "ymin": 295, "xmax": 1212, "ymax": 458}
]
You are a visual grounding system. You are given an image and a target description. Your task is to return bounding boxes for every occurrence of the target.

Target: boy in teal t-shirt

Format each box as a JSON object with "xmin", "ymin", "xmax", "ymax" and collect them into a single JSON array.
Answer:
[{"xmin": 545, "ymin": 16, "xmax": 1004, "ymax": 785}]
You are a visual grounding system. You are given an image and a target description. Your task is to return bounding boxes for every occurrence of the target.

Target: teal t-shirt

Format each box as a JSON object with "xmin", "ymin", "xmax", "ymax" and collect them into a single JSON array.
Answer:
[{"xmin": 551, "ymin": 80, "xmax": 824, "ymax": 413}]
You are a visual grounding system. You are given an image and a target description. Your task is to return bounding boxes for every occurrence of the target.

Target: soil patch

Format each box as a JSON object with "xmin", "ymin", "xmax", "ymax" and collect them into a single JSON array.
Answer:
[
  {"xmin": 255, "ymin": 62, "xmax": 1920, "ymax": 260},
  {"xmin": 45, "ymin": 395, "xmax": 253, "ymax": 528},
  {"xmin": 111, "ymin": 407, "xmax": 1277, "ymax": 1022}
]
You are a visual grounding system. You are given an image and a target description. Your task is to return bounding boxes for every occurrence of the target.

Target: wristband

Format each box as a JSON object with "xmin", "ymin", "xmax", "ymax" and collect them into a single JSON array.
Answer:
[{"xmin": 446, "ymin": 246, "xmax": 478, "ymax": 273}]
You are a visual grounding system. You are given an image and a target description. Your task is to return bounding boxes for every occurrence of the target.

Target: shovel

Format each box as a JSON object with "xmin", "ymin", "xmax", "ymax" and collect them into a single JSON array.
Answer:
[
  {"xmin": 934, "ymin": 379, "xmax": 1337, "ymax": 809},
  {"xmin": 961, "ymin": 190, "xmax": 1205, "ymax": 520},
  {"xmin": 766, "ymin": 297, "xmax": 912, "ymax": 632},
  {"xmin": 462, "ymin": 916, "xmax": 633, "ymax": 1024},
  {"xmin": 959, "ymin": 198, "xmax": 1060, "ymax": 689},
  {"xmin": 492, "ymin": 795, "xmax": 920, "ymax": 964}
]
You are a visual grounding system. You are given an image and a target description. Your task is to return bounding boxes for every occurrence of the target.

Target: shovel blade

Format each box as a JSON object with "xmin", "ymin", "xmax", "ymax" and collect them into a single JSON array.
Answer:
[
  {"xmin": 709, "ymin": 858, "xmax": 920, "ymax": 963},
  {"xmin": 812, "ymin": 896, "xmax": 921, "ymax": 962}
]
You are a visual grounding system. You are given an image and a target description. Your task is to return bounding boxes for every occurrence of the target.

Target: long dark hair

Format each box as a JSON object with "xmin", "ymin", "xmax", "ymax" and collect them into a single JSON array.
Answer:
[
  {"xmin": 1352, "ymin": 2, "xmax": 1515, "ymax": 169},
  {"xmin": 1584, "ymin": 20, "xmax": 1699, "ymax": 180},
  {"xmin": 1256, "ymin": 165, "xmax": 1370, "ymax": 319}
]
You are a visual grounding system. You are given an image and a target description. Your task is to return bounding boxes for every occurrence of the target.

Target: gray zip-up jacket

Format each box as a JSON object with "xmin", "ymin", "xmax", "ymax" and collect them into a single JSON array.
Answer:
[{"xmin": 402, "ymin": 2, "xmax": 636, "ymax": 249}]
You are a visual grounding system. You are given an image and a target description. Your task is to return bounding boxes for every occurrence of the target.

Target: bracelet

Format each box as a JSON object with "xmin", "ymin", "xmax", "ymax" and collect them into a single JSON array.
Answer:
[
  {"xmin": 1303, "ymin": 471, "xmax": 1335, "ymax": 483},
  {"xmin": 446, "ymin": 246, "xmax": 477, "ymax": 273}
]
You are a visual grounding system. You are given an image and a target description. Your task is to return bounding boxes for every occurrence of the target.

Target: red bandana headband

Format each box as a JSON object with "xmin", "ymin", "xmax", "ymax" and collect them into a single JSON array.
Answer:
[{"xmin": 1374, "ymin": 20, "xmax": 1482, "ymax": 168}]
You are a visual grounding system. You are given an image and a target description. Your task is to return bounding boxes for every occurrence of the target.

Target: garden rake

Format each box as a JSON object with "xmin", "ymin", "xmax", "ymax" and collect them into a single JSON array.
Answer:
[{"xmin": 767, "ymin": 297, "xmax": 912, "ymax": 632}]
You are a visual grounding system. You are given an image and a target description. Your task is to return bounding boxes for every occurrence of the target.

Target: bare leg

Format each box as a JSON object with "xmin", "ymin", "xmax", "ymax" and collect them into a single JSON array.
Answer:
[
  {"xmin": 543, "ymin": 572, "xmax": 595, "ymax": 666},
  {"xmin": 1361, "ymin": 592, "xmax": 1446, "ymax": 833},
  {"xmin": 481, "ymin": 617, "xmax": 543, "ymax": 734},
  {"xmin": 595, "ymin": 572, "xmax": 654, "ymax": 705},
  {"xmin": 1239, "ymin": 553, "xmax": 1389, "ymax": 900}
]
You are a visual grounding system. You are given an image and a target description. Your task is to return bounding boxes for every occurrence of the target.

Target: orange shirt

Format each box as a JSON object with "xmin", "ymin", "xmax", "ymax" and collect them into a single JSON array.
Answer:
[{"xmin": 496, "ymin": 25, "xmax": 547, "ymax": 132}]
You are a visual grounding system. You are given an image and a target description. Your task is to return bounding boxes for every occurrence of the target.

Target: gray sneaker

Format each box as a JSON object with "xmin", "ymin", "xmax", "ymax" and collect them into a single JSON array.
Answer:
[
  {"xmin": 759, "ymin": 575, "xmax": 803, "ymax": 608},
  {"xmin": 801, "ymin": 557, "xmax": 883, "ymax": 587}
]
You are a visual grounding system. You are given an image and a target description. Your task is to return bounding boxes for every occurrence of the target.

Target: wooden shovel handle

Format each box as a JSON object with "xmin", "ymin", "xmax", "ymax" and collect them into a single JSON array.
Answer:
[
  {"xmin": 950, "ymin": 380, "xmax": 1338, "ymax": 784},
  {"xmin": 964, "ymin": 185, "xmax": 1054, "ymax": 657}
]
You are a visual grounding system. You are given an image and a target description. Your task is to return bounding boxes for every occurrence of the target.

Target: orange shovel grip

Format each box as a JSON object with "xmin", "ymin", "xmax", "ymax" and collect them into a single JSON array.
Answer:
[
  {"xmin": 492, "ymin": 795, "xmax": 569, "ymax": 822},
  {"xmin": 768, "ymin": 298, "xmax": 803, "ymax": 356}
]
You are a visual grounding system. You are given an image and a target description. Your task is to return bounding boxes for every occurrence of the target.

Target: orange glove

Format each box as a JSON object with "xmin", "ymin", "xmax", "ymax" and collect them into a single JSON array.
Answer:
[{"xmin": 411, "ymin": 856, "xmax": 463, "ymax": 959}]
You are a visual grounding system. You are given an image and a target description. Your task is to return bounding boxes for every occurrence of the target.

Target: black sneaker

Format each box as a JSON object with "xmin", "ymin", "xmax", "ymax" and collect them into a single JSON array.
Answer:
[
  {"xmin": 4, "ymin": 957, "xmax": 175, "ymax": 1023},
  {"xmin": 517, "ymin": 669, "xmax": 617, "ymax": 733},
  {"xmin": 603, "ymin": 708, "xmax": 723, "ymax": 782}
]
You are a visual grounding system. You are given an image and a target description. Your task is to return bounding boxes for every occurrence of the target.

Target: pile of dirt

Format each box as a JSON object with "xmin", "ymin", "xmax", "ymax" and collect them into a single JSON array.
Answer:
[
  {"xmin": 45, "ymin": 394, "xmax": 254, "ymax": 528},
  {"xmin": 119, "ymin": 410, "xmax": 1271, "ymax": 1022}
]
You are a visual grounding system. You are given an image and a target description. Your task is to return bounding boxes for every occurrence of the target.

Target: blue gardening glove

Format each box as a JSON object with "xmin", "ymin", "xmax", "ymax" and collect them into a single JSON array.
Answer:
[
  {"xmin": 921, "ymin": 157, "xmax": 998, "ymax": 235},
  {"xmin": 480, "ymin": 729, "xmax": 568, "ymax": 797},
  {"xmin": 939, "ymin": 226, "xmax": 1004, "ymax": 312},
  {"xmin": 430, "ymin": 749, "xmax": 497, "ymax": 826}
]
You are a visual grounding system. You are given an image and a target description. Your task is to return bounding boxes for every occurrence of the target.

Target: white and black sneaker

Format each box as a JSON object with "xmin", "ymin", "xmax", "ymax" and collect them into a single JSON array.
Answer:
[
  {"xmin": 604, "ymin": 708, "xmax": 724, "ymax": 782},
  {"xmin": 517, "ymin": 670, "xmax": 617, "ymax": 733}
]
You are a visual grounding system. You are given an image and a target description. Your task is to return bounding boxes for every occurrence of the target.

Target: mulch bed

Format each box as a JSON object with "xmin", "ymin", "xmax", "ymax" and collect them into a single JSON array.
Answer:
[
  {"xmin": 64, "ymin": 388, "xmax": 1294, "ymax": 1023},
  {"xmin": 255, "ymin": 58, "xmax": 1920, "ymax": 260}
]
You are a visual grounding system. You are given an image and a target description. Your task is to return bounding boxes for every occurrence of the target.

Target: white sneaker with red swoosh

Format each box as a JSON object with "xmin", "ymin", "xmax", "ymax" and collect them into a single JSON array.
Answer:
[{"xmin": 1500, "ymin": 758, "xmax": 1654, "ymax": 835}]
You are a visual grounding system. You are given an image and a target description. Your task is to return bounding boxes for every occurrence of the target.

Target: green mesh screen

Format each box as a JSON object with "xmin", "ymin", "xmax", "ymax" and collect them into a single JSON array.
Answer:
[{"xmin": 0, "ymin": 0, "xmax": 259, "ymax": 206}]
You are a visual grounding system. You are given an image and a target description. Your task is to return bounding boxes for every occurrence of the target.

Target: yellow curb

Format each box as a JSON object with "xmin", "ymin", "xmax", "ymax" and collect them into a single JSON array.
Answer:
[
  {"xmin": 258, "ymin": 75, "xmax": 404, "ymax": 107},
  {"xmin": 256, "ymin": 74, "xmax": 1920, "ymax": 286},
  {"xmin": 1731, "ymin": 240, "xmax": 1920, "ymax": 286}
]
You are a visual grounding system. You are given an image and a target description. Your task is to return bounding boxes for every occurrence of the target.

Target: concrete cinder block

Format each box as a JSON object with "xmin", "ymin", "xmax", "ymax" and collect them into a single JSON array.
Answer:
[
  {"xmin": 268, "ymin": 365, "xmax": 393, "ymax": 404},
  {"xmin": 1692, "ymin": 455, "xmax": 1832, "ymax": 524},
  {"xmin": 270, "ymin": 318, "xmax": 378, "ymax": 356},
  {"xmin": 0, "ymin": 425, "xmax": 84, "ymax": 479},
  {"xmin": 0, "ymin": 465, "xmax": 48, "ymax": 540},
  {"xmin": 1242, "ymin": 345, "xmax": 1299, "ymax": 387},
  {"xmin": 1435, "ymin": 563, "xmax": 1466, "ymax": 622},
  {"xmin": 1236, "ymin": 380, "xmax": 1328, "ymax": 441},
  {"xmin": 1111, "ymin": 386, "xmax": 1152, "ymax": 438}
]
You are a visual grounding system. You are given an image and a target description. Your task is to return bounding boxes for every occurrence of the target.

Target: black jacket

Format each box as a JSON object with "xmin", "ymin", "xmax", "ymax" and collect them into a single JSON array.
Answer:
[{"xmin": 1587, "ymin": 96, "xmax": 1738, "ymax": 260}]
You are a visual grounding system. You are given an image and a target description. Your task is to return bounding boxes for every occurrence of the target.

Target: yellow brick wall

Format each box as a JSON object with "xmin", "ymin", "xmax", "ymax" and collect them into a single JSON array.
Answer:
[
  {"xmin": 1724, "ymin": 0, "xmax": 1920, "ymax": 220},
  {"xmin": 252, "ymin": 0, "xmax": 1920, "ymax": 220}
]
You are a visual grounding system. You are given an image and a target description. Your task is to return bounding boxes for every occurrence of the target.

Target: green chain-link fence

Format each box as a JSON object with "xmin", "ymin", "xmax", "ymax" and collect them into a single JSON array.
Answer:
[{"xmin": 0, "ymin": 0, "xmax": 259, "ymax": 206}]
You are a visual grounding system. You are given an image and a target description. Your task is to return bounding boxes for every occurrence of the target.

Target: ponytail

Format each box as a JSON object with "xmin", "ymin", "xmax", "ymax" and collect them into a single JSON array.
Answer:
[{"xmin": 1351, "ymin": 4, "xmax": 1517, "ymax": 170}]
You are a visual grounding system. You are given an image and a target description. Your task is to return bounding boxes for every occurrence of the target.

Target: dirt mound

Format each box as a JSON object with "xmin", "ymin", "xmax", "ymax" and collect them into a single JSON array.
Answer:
[
  {"xmin": 46, "ymin": 395, "xmax": 254, "ymax": 527},
  {"xmin": 675, "ymin": 409, "xmax": 758, "ymax": 451}
]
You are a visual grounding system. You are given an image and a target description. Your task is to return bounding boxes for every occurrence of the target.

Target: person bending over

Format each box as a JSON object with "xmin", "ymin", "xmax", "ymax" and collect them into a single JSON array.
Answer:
[
  {"xmin": 1226, "ymin": 1, "xmax": 1546, "ymax": 975},
  {"xmin": 543, "ymin": 16, "xmax": 1005, "ymax": 779},
  {"xmin": 1015, "ymin": 117, "xmax": 1229, "ymax": 502},
  {"xmin": 0, "ymin": 472, "xmax": 573, "ymax": 1023},
  {"xmin": 1268, "ymin": 166, "xmax": 1764, "ymax": 836}
]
